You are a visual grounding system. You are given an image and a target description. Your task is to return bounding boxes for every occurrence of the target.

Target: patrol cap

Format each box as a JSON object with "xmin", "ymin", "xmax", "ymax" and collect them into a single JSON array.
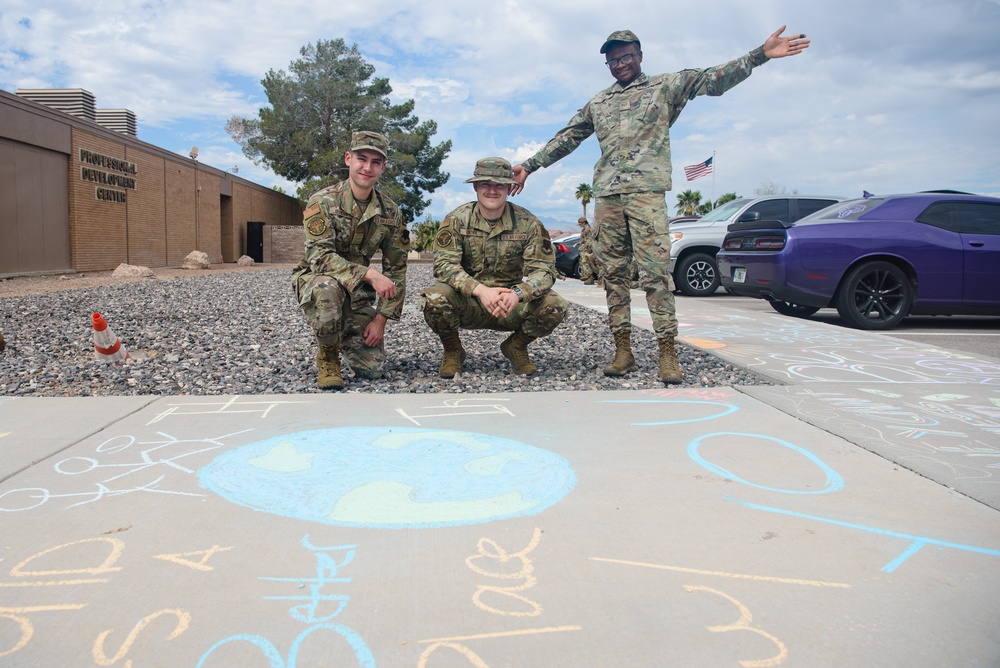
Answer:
[
  {"xmin": 600, "ymin": 29, "xmax": 641, "ymax": 54},
  {"xmin": 464, "ymin": 157, "xmax": 517, "ymax": 185},
  {"xmin": 578, "ymin": 217, "xmax": 588, "ymax": 224},
  {"xmin": 350, "ymin": 130, "xmax": 389, "ymax": 158}
]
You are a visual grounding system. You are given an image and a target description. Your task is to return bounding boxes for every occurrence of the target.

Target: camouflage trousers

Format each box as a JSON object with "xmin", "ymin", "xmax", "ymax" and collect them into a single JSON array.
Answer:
[
  {"xmin": 594, "ymin": 192, "xmax": 677, "ymax": 339},
  {"xmin": 293, "ymin": 273, "xmax": 385, "ymax": 379},
  {"xmin": 421, "ymin": 282, "xmax": 568, "ymax": 339},
  {"xmin": 579, "ymin": 250, "xmax": 598, "ymax": 282}
]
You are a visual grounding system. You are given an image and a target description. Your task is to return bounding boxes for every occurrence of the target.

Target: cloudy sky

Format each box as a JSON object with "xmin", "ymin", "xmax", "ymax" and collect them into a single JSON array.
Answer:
[{"xmin": 3, "ymin": 0, "xmax": 999, "ymax": 231}]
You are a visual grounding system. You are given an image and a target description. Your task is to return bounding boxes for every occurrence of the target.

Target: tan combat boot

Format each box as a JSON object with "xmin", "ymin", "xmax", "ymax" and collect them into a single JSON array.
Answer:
[
  {"xmin": 316, "ymin": 343, "xmax": 344, "ymax": 390},
  {"xmin": 657, "ymin": 337, "xmax": 683, "ymax": 385},
  {"xmin": 603, "ymin": 330, "xmax": 638, "ymax": 376},
  {"xmin": 500, "ymin": 329, "xmax": 538, "ymax": 376},
  {"xmin": 438, "ymin": 331, "xmax": 467, "ymax": 379}
]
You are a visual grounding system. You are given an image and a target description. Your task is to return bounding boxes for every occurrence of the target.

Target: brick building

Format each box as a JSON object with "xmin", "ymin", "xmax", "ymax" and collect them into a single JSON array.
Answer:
[{"xmin": 0, "ymin": 88, "xmax": 304, "ymax": 276}]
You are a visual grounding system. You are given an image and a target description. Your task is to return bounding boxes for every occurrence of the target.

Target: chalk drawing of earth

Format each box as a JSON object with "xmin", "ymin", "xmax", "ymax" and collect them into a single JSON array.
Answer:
[{"xmin": 198, "ymin": 427, "xmax": 576, "ymax": 529}]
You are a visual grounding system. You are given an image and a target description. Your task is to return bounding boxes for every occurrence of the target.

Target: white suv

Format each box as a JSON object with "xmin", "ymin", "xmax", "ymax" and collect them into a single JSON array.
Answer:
[{"xmin": 668, "ymin": 195, "xmax": 846, "ymax": 296}]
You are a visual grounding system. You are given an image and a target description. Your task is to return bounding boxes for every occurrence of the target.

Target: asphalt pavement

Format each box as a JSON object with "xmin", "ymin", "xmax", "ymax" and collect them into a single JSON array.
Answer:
[{"xmin": 1, "ymin": 280, "xmax": 998, "ymax": 666}]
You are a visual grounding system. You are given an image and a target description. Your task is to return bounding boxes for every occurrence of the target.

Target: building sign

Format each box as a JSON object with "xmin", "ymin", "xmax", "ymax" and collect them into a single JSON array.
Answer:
[{"xmin": 79, "ymin": 148, "xmax": 137, "ymax": 205}]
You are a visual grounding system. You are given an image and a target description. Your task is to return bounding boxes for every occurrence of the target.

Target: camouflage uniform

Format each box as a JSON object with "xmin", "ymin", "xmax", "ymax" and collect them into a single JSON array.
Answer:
[
  {"xmin": 423, "ymin": 201, "xmax": 567, "ymax": 338},
  {"xmin": 521, "ymin": 44, "xmax": 770, "ymax": 339},
  {"xmin": 577, "ymin": 218, "xmax": 598, "ymax": 284},
  {"xmin": 292, "ymin": 179, "xmax": 407, "ymax": 379}
]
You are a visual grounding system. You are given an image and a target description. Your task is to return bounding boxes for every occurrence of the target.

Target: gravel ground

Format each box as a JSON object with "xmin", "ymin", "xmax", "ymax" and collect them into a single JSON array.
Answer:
[{"xmin": 0, "ymin": 264, "xmax": 774, "ymax": 396}]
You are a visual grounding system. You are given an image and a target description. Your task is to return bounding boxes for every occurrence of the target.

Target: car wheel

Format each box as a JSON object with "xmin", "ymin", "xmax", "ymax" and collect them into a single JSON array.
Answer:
[
  {"xmin": 572, "ymin": 258, "xmax": 581, "ymax": 279},
  {"xmin": 676, "ymin": 253, "xmax": 721, "ymax": 297},
  {"xmin": 768, "ymin": 300, "xmax": 820, "ymax": 318},
  {"xmin": 835, "ymin": 261, "xmax": 912, "ymax": 330}
]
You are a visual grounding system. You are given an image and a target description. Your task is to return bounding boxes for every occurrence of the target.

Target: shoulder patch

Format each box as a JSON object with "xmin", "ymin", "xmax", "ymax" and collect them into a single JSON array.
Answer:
[
  {"xmin": 306, "ymin": 216, "xmax": 328, "ymax": 237},
  {"xmin": 303, "ymin": 204, "xmax": 321, "ymax": 219},
  {"xmin": 542, "ymin": 238, "xmax": 553, "ymax": 254},
  {"xmin": 435, "ymin": 229, "xmax": 453, "ymax": 249}
]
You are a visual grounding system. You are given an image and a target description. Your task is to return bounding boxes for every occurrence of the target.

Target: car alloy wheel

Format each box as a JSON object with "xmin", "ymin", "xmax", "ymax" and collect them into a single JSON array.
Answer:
[
  {"xmin": 768, "ymin": 300, "xmax": 820, "ymax": 318},
  {"xmin": 676, "ymin": 253, "xmax": 721, "ymax": 297},
  {"xmin": 835, "ymin": 260, "xmax": 912, "ymax": 330}
]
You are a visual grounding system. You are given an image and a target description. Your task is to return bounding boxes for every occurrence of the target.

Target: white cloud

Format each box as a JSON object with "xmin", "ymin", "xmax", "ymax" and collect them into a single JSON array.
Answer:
[{"xmin": 1, "ymin": 0, "xmax": 998, "ymax": 218}]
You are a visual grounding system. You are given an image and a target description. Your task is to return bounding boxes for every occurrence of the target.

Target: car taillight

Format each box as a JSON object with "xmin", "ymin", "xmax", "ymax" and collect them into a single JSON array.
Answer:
[
  {"xmin": 555, "ymin": 243, "xmax": 569, "ymax": 253},
  {"xmin": 755, "ymin": 237, "xmax": 785, "ymax": 250},
  {"xmin": 724, "ymin": 237, "xmax": 744, "ymax": 250}
]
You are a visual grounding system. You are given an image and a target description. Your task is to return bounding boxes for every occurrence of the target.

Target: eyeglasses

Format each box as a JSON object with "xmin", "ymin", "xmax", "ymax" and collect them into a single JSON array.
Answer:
[{"xmin": 605, "ymin": 51, "xmax": 639, "ymax": 69}]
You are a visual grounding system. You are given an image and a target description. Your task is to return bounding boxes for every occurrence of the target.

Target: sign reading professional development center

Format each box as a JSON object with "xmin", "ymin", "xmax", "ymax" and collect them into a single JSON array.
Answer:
[{"xmin": 79, "ymin": 148, "xmax": 137, "ymax": 204}]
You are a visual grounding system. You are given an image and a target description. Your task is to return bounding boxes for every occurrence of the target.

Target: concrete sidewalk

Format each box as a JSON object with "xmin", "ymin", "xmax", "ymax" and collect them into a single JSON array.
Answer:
[{"xmin": 1, "ymin": 282, "xmax": 998, "ymax": 666}]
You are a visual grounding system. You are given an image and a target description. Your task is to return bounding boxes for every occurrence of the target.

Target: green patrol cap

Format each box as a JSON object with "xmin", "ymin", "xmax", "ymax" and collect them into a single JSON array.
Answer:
[
  {"xmin": 464, "ymin": 157, "xmax": 516, "ymax": 185},
  {"xmin": 600, "ymin": 29, "xmax": 640, "ymax": 54},
  {"xmin": 350, "ymin": 130, "xmax": 389, "ymax": 158}
]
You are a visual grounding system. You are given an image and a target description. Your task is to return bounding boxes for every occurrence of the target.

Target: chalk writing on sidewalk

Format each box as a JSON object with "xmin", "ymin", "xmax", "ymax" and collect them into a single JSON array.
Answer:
[
  {"xmin": 1, "ymin": 537, "xmax": 207, "ymax": 661},
  {"xmin": 418, "ymin": 528, "xmax": 581, "ymax": 666},
  {"xmin": 146, "ymin": 396, "xmax": 312, "ymax": 425},
  {"xmin": 729, "ymin": 499, "xmax": 1000, "ymax": 573},
  {"xmin": 198, "ymin": 535, "xmax": 374, "ymax": 667},
  {"xmin": 396, "ymin": 398, "xmax": 515, "ymax": 426},
  {"xmin": 0, "ymin": 429, "xmax": 251, "ymax": 512}
]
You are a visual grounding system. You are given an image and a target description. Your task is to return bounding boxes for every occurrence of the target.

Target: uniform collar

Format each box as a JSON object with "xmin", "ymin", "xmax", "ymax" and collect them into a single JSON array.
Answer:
[
  {"xmin": 611, "ymin": 71, "xmax": 648, "ymax": 92},
  {"xmin": 473, "ymin": 203, "xmax": 513, "ymax": 237}
]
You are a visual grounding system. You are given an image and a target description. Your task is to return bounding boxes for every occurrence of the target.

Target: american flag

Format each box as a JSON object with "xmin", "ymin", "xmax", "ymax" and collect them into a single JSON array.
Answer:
[{"xmin": 684, "ymin": 156, "xmax": 714, "ymax": 181}]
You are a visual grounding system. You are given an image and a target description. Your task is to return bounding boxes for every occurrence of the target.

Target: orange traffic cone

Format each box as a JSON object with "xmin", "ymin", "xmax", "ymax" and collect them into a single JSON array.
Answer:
[{"xmin": 92, "ymin": 313, "xmax": 129, "ymax": 362}]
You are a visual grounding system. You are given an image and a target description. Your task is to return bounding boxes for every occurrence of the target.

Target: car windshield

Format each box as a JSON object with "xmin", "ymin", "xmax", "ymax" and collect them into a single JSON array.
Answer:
[
  {"xmin": 698, "ymin": 199, "xmax": 751, "ymax": 222},
  {"xmin": 798, "ymin": 197, "xmax": 888, "ymax": 223}
]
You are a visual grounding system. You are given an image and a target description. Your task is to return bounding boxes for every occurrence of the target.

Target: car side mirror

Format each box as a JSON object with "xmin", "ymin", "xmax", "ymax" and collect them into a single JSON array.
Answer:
[{"xmin": 737, "ymin": 211, "xmax": 761, "ymax": 223}]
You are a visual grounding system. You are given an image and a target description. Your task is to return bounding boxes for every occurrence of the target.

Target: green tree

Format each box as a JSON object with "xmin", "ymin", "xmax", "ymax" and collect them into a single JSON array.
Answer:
[
  {"xmin": 714, "ymin": 192, "xmax": 739, "ymax": 208},
  {"xmin": 575, "ymin": 183, "xmax": 594, "ymax": 219},
  {"xmin": 226, "ymin": 38, "xmax": 451, "ymax": 222},
  {"xmin": 696, "ymin": 193, "xmax": 740, "ymax": 215},
  {"xmin": 412, "ymin": 215, "xmax": 441, "ymax": 252},
  {"xmin": 675, "ymin": 189, "xmax": 702, "ymax": 216}
]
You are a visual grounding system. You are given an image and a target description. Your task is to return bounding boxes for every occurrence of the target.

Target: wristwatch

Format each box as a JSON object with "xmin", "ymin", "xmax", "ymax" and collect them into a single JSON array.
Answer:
[{"xmin": 511, "ymin": 286, "xmax": 523, "ymax": 302}]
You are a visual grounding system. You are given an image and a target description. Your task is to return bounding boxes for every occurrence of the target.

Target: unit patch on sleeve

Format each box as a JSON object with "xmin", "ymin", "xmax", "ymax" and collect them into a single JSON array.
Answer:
[
  {"xmin": 306, "ymin": 216, "xmax": 329, "ymax": 237},
  {"xmin": 435, "ymin": 229, "xmax": 454, "ymax": 249}
]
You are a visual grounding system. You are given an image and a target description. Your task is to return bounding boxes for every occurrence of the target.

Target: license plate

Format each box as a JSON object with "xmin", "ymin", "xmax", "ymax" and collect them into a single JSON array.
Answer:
[{"xmin": 733, "ymin": 268, "xmax": 746, "ymax": 284}]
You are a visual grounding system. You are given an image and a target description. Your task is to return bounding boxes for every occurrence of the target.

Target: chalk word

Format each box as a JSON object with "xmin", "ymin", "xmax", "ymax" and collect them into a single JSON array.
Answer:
[
  {"xmin": 146, "ymin": 396, "xmax": 311, "ymax": 424},
  {"xmin": 417, "ymin": 528, "xmax": 581, "ymax": 666},
  {"xmin": 689, "ymin": 432, "xmax": 845, "ymax": 495},
  {"xmin": 601, "ymin": 399, "xmax": 739, "ymax": 426},
  {"xmin": 730, "ymin": 498, "xmax": 1000, "ymax": 573},
  {"xmin": 796, "ymin": 389, "xmax": 1000, "ymax": 448},
  {"xmin": 1, "ymin": 537, "xmax": 218, "ymax": 661},
  {"xmin": 466, "ymin": 527, "xmax": 544, "ymax": 617},
  {"xmin": 589, "ymin": 558, "xmax": 849, "ymax": 589},
  {"xmin": 0, "ymin": 429, "xmax": 250, "ymax": 512},
  {"xmin": 684, "ymin": 586, "xmax": 788, "ymax": 668},
  {"xmin": 198, "ymin": 534, "xmax": 373, "ymax": 667},
  {"xmin": 396, "ymin": 398, "xmax": 514, "ymax": 426},
  {"xmin": 638, "ymin": 388, "xmax": 739, "ymax": 400},
  {"xmin": 589, "ymin": 558, "xmax": 834, "ymax": 667}
]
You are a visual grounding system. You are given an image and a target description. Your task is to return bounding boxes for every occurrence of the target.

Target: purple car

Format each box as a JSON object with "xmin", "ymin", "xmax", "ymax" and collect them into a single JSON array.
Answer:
[{"xmin": 717, "ymin": 192, "xmax": 1000, "ymax": 330}]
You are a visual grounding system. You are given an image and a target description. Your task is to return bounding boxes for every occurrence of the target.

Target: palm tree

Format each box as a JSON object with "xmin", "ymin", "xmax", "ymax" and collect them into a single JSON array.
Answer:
[
  {"xmin": 675, "ymin": 189, "xmax": 702, "ymax": 216},
  {"xmin": 714, "ymin": 192, "xmax": 739, "ymax": 208},
  {"xmin": 575, "ymin": 183, "xmax": 594, "ymax": 219},
  {"xmin": 414, "ymin": 217, "xmax": 440, "ymax": 252}
]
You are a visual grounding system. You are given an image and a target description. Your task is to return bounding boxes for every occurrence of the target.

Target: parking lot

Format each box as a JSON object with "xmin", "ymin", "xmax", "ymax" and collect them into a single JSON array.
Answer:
[{"xmin": 697, "ymin": 290, "xmax": 1000, "ymax": 359}]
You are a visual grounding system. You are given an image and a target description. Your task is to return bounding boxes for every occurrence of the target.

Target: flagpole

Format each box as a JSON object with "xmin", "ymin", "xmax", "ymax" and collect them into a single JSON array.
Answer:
[{"xmin": 712, "ymin": 150, "xmax": 716, "ymax": 207}]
